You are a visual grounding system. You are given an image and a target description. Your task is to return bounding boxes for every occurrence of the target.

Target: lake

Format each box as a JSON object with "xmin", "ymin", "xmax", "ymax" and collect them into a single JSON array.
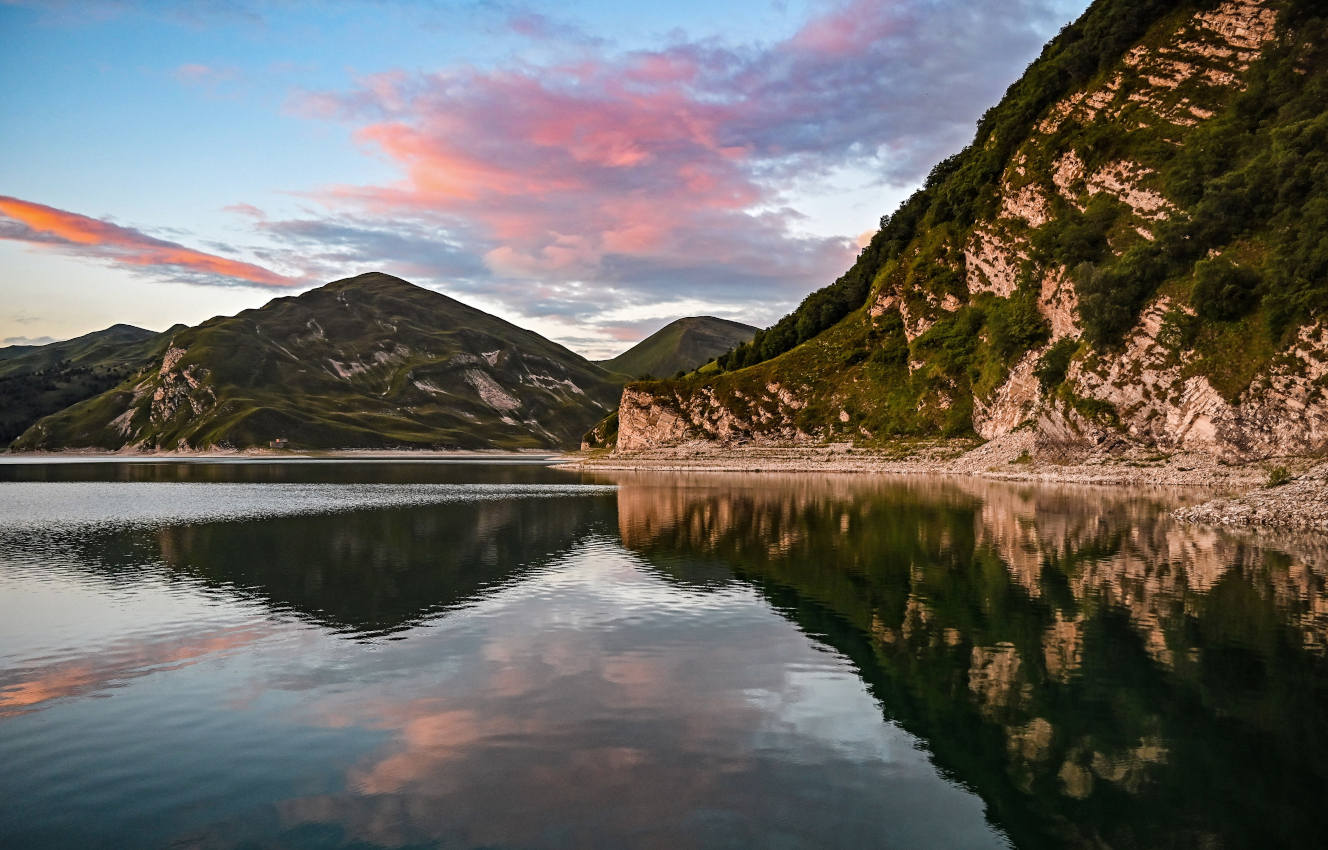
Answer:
[{"xmin": 1, "ymin": 459, "xmax": 1325, "ymax": 848}]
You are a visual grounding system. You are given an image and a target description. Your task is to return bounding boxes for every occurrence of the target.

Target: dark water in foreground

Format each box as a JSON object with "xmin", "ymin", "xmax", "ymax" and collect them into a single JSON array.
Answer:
[{"xmin": 1, "ymin": 460, "xmax": 1325, "ymax": 849}]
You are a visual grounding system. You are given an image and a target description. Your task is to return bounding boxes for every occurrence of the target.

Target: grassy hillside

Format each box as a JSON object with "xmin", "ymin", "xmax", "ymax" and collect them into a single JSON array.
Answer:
[
  {"xmin": 619, "ymin": 0, "xmax": 1328, "ymax": 460},
  {"xmin": 0, "ymin": 324, "xmax": 166, "ymax": 445},
  {"xmin": 14, "ymin": 273, "xmax": 623, "ymax": 451},
  {"xmin": 598, "ymin": 316, "xmax": 757, "ymax": 379}
]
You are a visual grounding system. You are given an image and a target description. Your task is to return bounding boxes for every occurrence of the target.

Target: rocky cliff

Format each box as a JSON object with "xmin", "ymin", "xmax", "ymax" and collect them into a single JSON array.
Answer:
[{"xmin": 613, "ymin": 0, "xmax": 1328, "ymax": 462}]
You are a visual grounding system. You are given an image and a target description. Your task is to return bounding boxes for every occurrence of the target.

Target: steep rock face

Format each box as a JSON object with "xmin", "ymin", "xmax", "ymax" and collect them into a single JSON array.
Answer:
[
  {"xmin": 973, "ymin": 351, "xmax": 1041, "ymax": 440},
  {"xmin": 150, "ymin": 346, "xmax": 217, "ymax": 425},
  {"xmin": 616, "ymin": 383, "xmax": 813, "ymax": 451},
  {"xmin": 617, "ymin": 388, "xmax": 694, "ymax": 452},
  {"xmin": 615, "ymin": 0, "xmax": 1328, "ymax": 461}
]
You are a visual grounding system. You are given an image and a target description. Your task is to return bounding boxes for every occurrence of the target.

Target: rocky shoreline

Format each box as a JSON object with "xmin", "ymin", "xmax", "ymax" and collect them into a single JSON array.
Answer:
[
  {"xmin": 569, "ymin": 432, "xmax": 1328, "ymax": 532},
  {"xmin": 1172, "ymin": 463, "xmax": 1328, "ymax": 532}
]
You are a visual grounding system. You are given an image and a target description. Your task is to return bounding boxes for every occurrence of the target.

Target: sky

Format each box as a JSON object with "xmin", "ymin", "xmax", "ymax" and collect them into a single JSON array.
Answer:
[{"xmin": 0, "ymin": 0, "xmax": 1090, "ymax": 359}]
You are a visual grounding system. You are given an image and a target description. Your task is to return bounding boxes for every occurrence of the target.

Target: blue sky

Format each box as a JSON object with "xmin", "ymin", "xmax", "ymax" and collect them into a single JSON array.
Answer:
[{"xmin": 0, "ymin": 0, "xmax": 1090, "ymax": 357}]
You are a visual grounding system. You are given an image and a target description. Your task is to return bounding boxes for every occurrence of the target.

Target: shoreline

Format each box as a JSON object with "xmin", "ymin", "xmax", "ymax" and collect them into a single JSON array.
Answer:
[
  {"xmin": 564, "ymin": 435, "xmax": 1328, "ymax": 532},
  {"xmin": 5, "ymin": 440, "xmax": 1323, "ymax": 532},
  {"xmin": 565, "ymin": 441, "xmax": 1273, "ymax": 489},
  {"xmin": 0, "ymin": 447, "xmax": 568, "ymax": 462}
]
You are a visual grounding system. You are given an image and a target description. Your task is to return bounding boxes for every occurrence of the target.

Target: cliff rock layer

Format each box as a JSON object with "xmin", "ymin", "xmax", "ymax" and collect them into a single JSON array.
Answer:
[{"xmin": 615, "ymin": 0, "xmax": 1328, "ymax": 461}]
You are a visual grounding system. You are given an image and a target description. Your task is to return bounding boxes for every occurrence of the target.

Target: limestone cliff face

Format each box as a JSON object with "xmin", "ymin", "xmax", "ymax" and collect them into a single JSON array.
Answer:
[
  {"xmin": 616, "ymin": 384, "xmax": 813, "ymax": 451},
  {"xmin": 615, "ymin": 0, "xmax": 1328, "ymax": 461}
]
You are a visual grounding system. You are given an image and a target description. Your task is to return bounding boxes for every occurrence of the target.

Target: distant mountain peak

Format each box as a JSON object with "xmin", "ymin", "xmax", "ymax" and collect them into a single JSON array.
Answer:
[{"xmin": 599, "ymin": 316, "xmax": 758, "ymax": 379}]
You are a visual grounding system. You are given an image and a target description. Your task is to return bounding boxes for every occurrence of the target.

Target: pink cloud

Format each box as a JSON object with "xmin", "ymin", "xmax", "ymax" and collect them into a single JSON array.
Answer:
[
  {"xmin": 306, "ymin": 62, "xmax": 786, "ymax": 290},
  {"xmin": 223, "ymin": 202, "xmax": 267, "ymax": 219},
  {"xmin": 254, "ymin": 0, "xmax": 1071, "ymax": 335},
  {"xmin": 0, "ymin": 195, "xmax": 301, "ymax": 287}
]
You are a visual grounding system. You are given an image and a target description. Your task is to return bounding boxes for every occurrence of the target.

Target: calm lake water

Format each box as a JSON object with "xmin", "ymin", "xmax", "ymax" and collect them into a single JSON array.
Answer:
[{"xmin": 1, "ymin": 459, "xmax": 1325, "ymax": 848}]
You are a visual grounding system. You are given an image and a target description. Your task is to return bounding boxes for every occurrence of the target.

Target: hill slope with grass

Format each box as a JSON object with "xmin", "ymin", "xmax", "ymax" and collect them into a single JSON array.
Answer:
[
  {"xmin": 0, "ymin": 324, "xmax": 169, "ymax": 446},
  {"xmin": 13, "ymin": 273, "xmax": 623, "ymax": 451},
  {"xmin": 610, "ymin": 0, "xmax": 1328, "ymax": 461},
  {"xmin": 598, "ymin": 317, "xmax": 758, "ymax": 379}
]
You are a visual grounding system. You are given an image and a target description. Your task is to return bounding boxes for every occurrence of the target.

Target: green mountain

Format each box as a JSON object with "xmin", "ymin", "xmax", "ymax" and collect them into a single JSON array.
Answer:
[
  {"xmin": 13, "ymin": 273, "xmax": 623, "ymax": 451},
  {"xmin": 612, "ymin": 0, "xmax": 1328, "ymax": 460},
  {"xmin": 597, "ymin": 316, "xmax": 757, "ymax": 379},
  {"xmin": 0, "ymin": 324, "xmax": 165, "ymax": 445}
]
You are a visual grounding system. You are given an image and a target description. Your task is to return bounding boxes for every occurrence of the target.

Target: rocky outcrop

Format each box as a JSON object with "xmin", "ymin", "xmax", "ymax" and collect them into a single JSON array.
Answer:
[
  {"xmin": 617, "ymin": 385, "xmax": 813, "ymax": 451},
  {"xmin": 1041, "ymin": 0, "xmax": 1280, "ymax": 133},
  {"xmin": 617, "ymin": 388, "xmax": 694, "ymax": 452},
  {"xmin": 973, "ymin": 351, "xmax": 1041, "ymax": 439},
  {"xmin": 965, "ymin": 227, "xmax": 1025, "ymax": 298},
  {"xmin": 1067, "ymin": 299, "xmax": 1228, "ymax": 452},
  {"xmin": 149, "ymin": 346, "xmax": 216, "ymax": 425},
  {"xmin": 1026, "ymin": 310, "xmax": 1328, "ymax": 461},
  {"xmin": 1221, "ymin": 322, "xmax": 1328, "ymax": 457}
]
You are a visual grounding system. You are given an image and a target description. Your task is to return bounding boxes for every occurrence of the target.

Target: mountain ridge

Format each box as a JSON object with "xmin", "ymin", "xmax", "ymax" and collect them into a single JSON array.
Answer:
[
  {"xmin": 0, "ymin": 323, "xmax": 167, "ymax": 445},
  {"xmin": 13, "ymin": 273, "xmax": 624, "ymax": 451},
  {"xmin": 0, "ymin": 323, "xmax": 158, "ymax": 368}
]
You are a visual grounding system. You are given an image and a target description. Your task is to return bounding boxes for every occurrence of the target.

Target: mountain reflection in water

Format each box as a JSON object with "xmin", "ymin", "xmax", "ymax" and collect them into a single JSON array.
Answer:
[
  {"xmin": 0, "ymin": 462, "xmax": 1324, "ymax": 849},
  {"xmin": 610, "ymin": 472, "xmax": 1328, "ymax": 848}
]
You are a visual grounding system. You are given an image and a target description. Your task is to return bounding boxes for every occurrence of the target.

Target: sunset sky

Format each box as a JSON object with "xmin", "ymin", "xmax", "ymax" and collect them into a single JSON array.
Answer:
[{"xmin": 0, "ymin": 0, "xmax": 1089, "ymax": 358}]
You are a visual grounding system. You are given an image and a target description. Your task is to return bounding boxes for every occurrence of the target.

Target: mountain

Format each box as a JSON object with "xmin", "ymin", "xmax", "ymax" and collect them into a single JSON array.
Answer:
[
  {"xmin": 597, "ymin": 316, "xmax": 758, "ymax": 379},
  {"xmin": 0, "ymin": 324, "xmax": 165, "ymax": 445},
  {"xmin": 13, "ymin": 273, "xmax": 623, "ymax": 451},
  {"xmin": 0, "ymin": 323, "xmax": 157, "ymax": 370},
  {"xmin": 609, "ymin": 0, "xmax": 1328, "ymax": 460}
]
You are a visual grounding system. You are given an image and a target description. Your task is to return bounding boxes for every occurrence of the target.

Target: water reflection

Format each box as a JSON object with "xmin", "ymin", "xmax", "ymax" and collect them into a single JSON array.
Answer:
[
  {"xmin": 0, "ymin": 489, "xmax": 616, "ymax": 717},
  {"xmin": 149, "ymin": 495, "xmax": 612, "ymax": 634},
  {"xmin": 1, "ymin": 464, "xmax": 1325, "ymax": 848},
  {"xmin": 609, "ymin": 472, "xmax": 1328, "ymax": 848},
  {"xmin": 263, "ymin": 548, "xmax": 999, "ymax": 849}
]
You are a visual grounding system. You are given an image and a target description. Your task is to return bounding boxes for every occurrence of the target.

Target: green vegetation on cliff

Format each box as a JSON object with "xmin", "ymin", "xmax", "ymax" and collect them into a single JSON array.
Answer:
[
  {"xmin": 717, "ymin": 0, "xmax": 1210, "ymax": 373},
  {"xmin": 629, "ymin": 0, "xmax": 1328, "ymax": 455}
]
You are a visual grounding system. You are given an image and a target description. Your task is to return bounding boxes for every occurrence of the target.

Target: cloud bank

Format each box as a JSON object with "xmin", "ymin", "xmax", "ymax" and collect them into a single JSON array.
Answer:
[
  {"xmin": 282, "ymin": 0, "xmax": 1072, "ymax": 342},
  {"xmin": 5, "ymin": 0, "xmax": 1080, "ymax": 354}
]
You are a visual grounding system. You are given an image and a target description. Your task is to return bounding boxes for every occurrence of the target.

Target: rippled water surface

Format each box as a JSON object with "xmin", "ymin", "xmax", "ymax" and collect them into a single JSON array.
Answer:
[{"xmin": 1, "ymin": 459, "xmax": 1326, "ymax": 848}]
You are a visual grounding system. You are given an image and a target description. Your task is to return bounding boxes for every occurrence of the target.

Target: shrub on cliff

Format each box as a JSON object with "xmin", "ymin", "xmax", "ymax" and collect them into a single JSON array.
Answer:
[
  {"xmin": 1035, "ymin": 338, "xmax": 1079, "ymax": 394},
  {"xmin": 1192, "ymin": 258, "xmax": 1261, "ymax": 322}
]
